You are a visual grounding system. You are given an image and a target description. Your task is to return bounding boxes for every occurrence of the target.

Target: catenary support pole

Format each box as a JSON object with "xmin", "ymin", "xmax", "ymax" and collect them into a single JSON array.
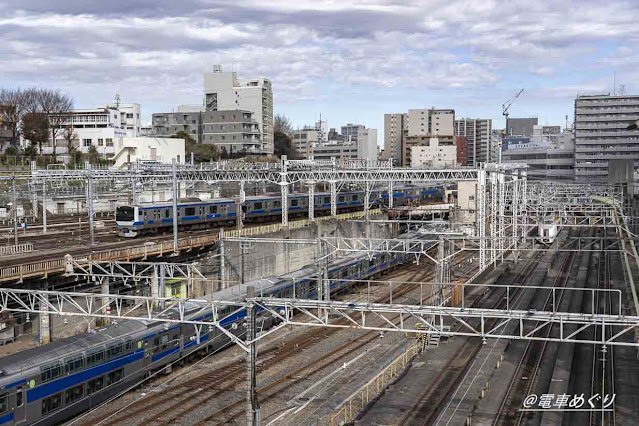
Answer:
[
  {"xmin": 86, "ymin": 163, "xmax": 95, "ymax": 246},
  {"xmin": 246, "ymin": 285, "xmax": 260, "ymax": 426},
  {"xmin": 219, "ymin": 228, "xmax": 226, "ymax": 290},
  {"xmin": 172, "ymin": 159, "xmax": 179, "ymax": 254},
  {"xmin": 42, "ymin": 182, "xmax": 47, "ymax": 235},
  {"xmin": 12, "ymin": 176, "xmax": 18, "ymax": 246}
]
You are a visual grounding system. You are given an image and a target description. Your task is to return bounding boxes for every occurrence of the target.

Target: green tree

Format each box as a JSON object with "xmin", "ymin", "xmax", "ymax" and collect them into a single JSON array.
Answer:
[
  {"xmin": 171, "ymin": 131, "xmax": 218, "ymax": 163},
  {"xmin": 20, "ymin": 112, "xmax": 49, "ymax": 154},
  {"xmin": 23, "ymin": 144, "xmax": 37, "ymax": 157},
  {"xmin": 88, "ymin": 145, "xmax": 100, "ymax": 164},
  {"xmin": 274, "ymin": 131, "xmax": 293, "ymax": 158}
]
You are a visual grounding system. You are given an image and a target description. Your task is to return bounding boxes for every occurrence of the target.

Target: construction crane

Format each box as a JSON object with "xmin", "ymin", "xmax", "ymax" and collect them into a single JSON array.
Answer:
[{"xmin": 502, "ymin": 88, "xmax": 524, "ymax": 119}]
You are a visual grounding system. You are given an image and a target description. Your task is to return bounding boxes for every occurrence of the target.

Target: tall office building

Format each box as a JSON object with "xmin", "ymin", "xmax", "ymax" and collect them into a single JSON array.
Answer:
[
  {"xmin": 454, "ymin": 118, "xmax": 493, "ymax": 166},
  {"xmin": 383, "ymin": 113, "xmax": 405, "ymax": 166},
  {"xmin": 203, "ymin": 65, "xmax": 274, "ymax": 154},
  {"xmin": 574, "ymin": 94, "xmax": 639, "ymax": 180}
]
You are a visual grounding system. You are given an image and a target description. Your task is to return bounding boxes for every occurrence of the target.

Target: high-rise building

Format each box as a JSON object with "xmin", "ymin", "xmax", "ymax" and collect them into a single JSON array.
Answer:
[
  {"xmin": 384, "ymin": 108, "xmax": 455, "ymax": 166},
  {"xmin": 341, "ymin": 123, "xmax": 365, "ymax": 143},
  {"xmin": 383, "ymin": 113, "xmax": 405, "ymax": 166},
  {"xmin": 203, "ymin": 65, "xmax": 273, "ymax": 154},
  {"xmin": 454, "ymin": 118, "xmax": 493, "ymax": 166},
  {"xmin": 574, "ymin": 94, "xmax": 639, "ymax": 180},
  {"xmin": 201, "ymin": 110, "xmax": 262, "ymax": 155},
  {"xmin": 506, "ymin": 117, "xmax": 538, "ymax": 137}
]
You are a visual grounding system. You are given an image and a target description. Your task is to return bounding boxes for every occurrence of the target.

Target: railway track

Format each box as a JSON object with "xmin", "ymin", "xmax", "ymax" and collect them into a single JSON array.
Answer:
[
  {"xmin": 395, "ymin": 246, "xmax": 548, "ymax": 426},
  {"xmin": 75, "ymin": 252, "xmax": 451, "ymax": 426}
]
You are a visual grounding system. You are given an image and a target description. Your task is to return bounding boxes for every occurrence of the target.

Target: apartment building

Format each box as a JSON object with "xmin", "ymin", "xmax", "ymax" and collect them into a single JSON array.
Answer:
[
  {"xmin": 574, "ymin": 94, "xmax": 639, "ymax": 180},
  {"xmin": 201, "ymin": 110, "xmax": 261, "ymax": 154},
  {"xmin": 403, "ymin": 135, "xmax": 456, "ymax": 167},
  {"xmin": 152, "ymin": 111, "xmax": 202, "ymax": 142},
  {"xmin": 383, "ymin": 113, "xmax": 405, "ymax": 165},
  {"xmin": 454, "ymin": 118, "xmax": 493, "ymax": 166},
  {"xmin": 203, "ymin": 65, "xmax": 273, "ymax": 154}
]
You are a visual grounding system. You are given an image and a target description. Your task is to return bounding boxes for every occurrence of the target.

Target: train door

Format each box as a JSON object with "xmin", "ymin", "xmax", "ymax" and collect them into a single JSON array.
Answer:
[
  {"xmin": 14, "ymin": 386, "xmax": 26, "ymax": 424},
  {"xmin": 144, "ymin": 340, "xmax": 151, "ymax": 366}
]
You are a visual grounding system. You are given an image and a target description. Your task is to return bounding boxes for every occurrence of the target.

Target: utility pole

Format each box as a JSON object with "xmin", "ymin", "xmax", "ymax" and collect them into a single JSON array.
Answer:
[{"xmin": 246, "ymin": 285, "xmax": 260, "ymax": 426}]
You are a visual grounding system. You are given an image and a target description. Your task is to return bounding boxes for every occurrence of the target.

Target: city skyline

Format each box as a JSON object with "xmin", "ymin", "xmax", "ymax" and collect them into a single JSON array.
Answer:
[{"xmin": 2, "ymin": 0, "xmax": 637, "ymax": 138}]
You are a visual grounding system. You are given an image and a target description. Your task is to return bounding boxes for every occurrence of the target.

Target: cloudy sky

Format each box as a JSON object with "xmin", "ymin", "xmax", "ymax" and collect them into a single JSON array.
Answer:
[{"xmin": 1, "ymin": 0, "xmax": 637, "ymax": 139}]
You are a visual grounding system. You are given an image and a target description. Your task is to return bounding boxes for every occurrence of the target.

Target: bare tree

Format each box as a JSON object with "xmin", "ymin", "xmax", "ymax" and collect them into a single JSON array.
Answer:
[
  {"xmin": 274, "ymin": 113, "xmax": 292, "ymax": 134},
  {"xmin": 37, "ymin": 89, "xmax": 73, "ymax": 157},
  {"xmin": 0, "ymin": 88, "xmax": 27, "ymax": 149}
]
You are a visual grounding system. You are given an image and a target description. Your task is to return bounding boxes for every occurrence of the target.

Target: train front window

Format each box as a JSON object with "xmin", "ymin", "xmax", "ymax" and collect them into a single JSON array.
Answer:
[{"xmin": 116, "ymin": 206, "xmax": 134, "ymax": 221}]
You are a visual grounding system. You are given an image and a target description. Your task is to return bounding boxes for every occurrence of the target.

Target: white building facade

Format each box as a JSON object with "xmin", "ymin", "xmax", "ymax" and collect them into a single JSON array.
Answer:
[
  {"xmin": 203, "ymin": 65, "xmax": 274, "ymax": 155},
  {"xmin": 111, "ymin": 137, "xmax": 185, "ymax": 169},
  {"xmin": 42, "ymin": 103, "xmax": 141, "ymax": 158}
]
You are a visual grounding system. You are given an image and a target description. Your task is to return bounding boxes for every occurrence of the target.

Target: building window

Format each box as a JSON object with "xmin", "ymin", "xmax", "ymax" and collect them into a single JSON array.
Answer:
[
  {"xmin": 97, "ymin": 138, "xmax": 104, "ymax": 146},
  {"xmin": 106, "ymin": 138, "xmax": 113, "ymax": 147},
  {"xmin": 83, "ymin": 139, "xmax": 92, "ymax": 147}
]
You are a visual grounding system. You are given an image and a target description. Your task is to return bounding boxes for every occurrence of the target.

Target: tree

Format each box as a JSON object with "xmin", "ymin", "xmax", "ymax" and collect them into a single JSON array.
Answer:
[
  {"xmin": 21, "ymin": 112, "xmax": 49, "ymax": 154},
  {"xmin": 35, "ymin": 89, "xmax": 73, "ymax": 157},
  {"xmin": 0, "ymin": 88, "xmax": 28, "ymax": 150},
  {"xmin": 274, "ymin": 113, "xmax": 292, "ymax": 134},
  {"xmin": 273, "ymin": 131, "xmax": 293, "ymax": 158},
  {"xmin": 88, "ymin": 145, "xmax": 100, "ymax": 164},
  {"xmin": 170, "ymin": 131, "xmax": 218, "ymax": 163},
  {"xmin": 23, "ymin": 144, "xmax": 37, "ymax": 157}
]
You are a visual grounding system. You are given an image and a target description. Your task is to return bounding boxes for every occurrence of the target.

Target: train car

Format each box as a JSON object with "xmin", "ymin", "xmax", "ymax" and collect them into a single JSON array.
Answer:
[
  {"xmin": 0, "ymin": 231, "xmax": 433, "ymax": 426},
  {"xmin": 537, "ymin": 216, "xmax": 560, "ymax": 244},
  {"xmin": 116, "ymin": 185, "xmax": 444, "ymax": 237}
]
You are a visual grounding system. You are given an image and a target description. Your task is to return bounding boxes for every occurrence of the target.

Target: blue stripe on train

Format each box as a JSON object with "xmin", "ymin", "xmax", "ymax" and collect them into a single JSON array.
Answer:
[
  {"xmin": 27, "ymin": 351, "xmax": 144, "ymax": 402},
  {"xmin": 0, "ymin": 412, "xmax": 14, "ymax": 425}
]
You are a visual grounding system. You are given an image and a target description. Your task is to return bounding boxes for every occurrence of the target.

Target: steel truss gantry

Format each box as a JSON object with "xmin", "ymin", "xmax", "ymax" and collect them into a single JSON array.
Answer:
[{"xmin": 2, "ymin": 288, "xmax": 639, "ymax": 350}]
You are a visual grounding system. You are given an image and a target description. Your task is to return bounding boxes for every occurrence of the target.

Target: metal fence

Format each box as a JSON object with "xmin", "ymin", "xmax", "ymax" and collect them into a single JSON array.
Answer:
[
  {"xmin": 0, "ymin": 243, "xmax": 34, "ymax": 256},
  {"xmin": 330, "ymin": 341, "xmax": 420, "ymax": 426}
]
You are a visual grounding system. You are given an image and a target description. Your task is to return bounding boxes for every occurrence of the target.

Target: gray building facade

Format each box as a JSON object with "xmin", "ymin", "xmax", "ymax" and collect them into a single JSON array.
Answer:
[
  {"xmin": 201, "ymin": 110, "xmax": 261, "ymax": 154},
  {"xmin": 574, "ymin": 94, "xmax": 639, "ymax": 180},
  {"xmin": 152, "ymin": 111, "xmax": 202, "ymax": 142},
  {"xmin": 506, "ymin": 117, "xmax": 538, "ymax": 136},
  {"xmin": 502, "ymin": 147, "xmax": 575, "ymax": 180}
]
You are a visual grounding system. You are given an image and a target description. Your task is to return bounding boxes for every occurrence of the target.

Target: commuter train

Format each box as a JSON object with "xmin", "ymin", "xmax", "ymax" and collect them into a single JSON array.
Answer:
[
  {"xmin": 116, "ymin": 185, "xmax": 444, "ymax": 237},
  {"xmin": 0, "ymin": 231, "xmax": 434, "ymax": 426}
]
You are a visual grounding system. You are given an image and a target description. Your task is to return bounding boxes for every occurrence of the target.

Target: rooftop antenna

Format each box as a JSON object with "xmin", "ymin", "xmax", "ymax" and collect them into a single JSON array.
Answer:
[
  {"xmin": 113, "ymin": 94, "xmax": 121, "ymax": 109},
  {"xmin": 613, "ymin": 72, "xmax": 616, "ymax": 95},
  {"xmin": 619, "ymin": 84, "xmax": 626, "ymax": 95}
]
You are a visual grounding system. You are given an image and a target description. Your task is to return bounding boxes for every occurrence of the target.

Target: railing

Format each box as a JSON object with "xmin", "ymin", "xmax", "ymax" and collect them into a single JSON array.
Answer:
[
  {"xmin": 330, "ymin": 341, "xmax": 420, "ymax": 426},
  {"xmin": 0, "ymin": 243, "xmax": 34, "ymax": 256},
  {"xmin": 0, "ymin": 209, "xmax": 383, "ymax": 283},
  {"xmin": 225, "ymin": 209, "xmax": 382, "ymax": 238}
]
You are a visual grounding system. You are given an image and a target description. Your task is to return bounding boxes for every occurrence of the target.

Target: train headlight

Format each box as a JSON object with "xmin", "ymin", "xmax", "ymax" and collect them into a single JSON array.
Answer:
[
  {"xmin": 232, "ymin": 323, "xmax": 238, "ymax": 330},
  {"xmin": 279, "ymin": 309, "xmax": 285, "ymax": 316}
]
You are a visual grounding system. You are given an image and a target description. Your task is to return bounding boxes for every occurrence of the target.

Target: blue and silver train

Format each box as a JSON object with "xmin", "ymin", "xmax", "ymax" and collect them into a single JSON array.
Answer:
[
  {"xmin": 116, "ymin": 185, "xmax": 444, "ymax": 237},
  {"xmin": 0, "ymin": 232, "xmax": 434, "ymax": 425}
]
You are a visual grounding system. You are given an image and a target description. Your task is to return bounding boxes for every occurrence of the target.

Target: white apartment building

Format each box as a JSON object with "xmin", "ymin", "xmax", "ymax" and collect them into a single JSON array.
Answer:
[
  {"xmin": 407, "ymin": 109, "xmax": 455, "ymax": 136},
  {"xmin": 42, "ymin": 103, "xmax": 141, "ymax": 158},
  {"xmin": 203, "ymin": 65, "xmax": 274, "ymax": 154},
  {"xmin": 406, "ymin": 136, "xmax": 457, "ymax": 168}
]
